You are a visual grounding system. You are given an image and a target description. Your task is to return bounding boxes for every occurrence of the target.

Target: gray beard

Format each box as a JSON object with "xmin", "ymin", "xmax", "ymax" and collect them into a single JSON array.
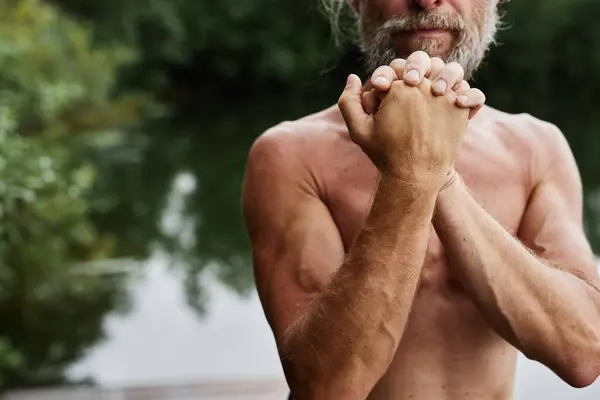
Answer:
[{"xmin": 359, "ymin": 4, "xmax": 499, "ymax": 80}]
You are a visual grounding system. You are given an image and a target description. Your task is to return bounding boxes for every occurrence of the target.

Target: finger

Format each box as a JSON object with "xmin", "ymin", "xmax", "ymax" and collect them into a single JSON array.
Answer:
[
  {"xmin": 371, "ymin": 65, "xmax": 399, "ymax": 92},
  {"xmin": 389, "ymin": 58, "xmax": 407, "ymax": 81},
  {"xmin": 362, "ymin": 89, "xmax": 379, "ymax": 115},
  {"xmin": 454, "ymin": 80, "xmax": 470, "ymax": 96},
  {"xmin": 339, "ymin": 74, "xmax": 372, "ymax": 138},
  {"xmin": 432, "ymin": 62, "xmax": 465, "ymax": 96},
  {"xmin": 403, "ymin": 51, "xmax": 432, "ymax": 86},
  {"xmin": 456, "ymin": 88, "xmax": 486, "ymax": 119},
  {"xmin": 427, "ymin": 57, "xmax": 446, "ymax": 81}
]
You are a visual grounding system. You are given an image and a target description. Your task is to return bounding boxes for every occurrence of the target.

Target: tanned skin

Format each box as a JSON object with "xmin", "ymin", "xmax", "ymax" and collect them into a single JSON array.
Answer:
[
  {"xmin": 243, "ymin": 11, "xmax": 600, "ymax": 400},
  {"xmin": 244, "ymin": 74, "xmax": 471, "ymax": 399}
]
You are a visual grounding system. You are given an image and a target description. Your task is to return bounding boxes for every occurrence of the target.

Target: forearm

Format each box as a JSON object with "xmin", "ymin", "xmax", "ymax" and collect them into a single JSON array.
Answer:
[
  {"xmin": 283, "ymin": 176, "xmax": 438, "ymax": 399},
  {"xmin": 433, "ymin": 178, "xmax": 600, "ymax": 385}
]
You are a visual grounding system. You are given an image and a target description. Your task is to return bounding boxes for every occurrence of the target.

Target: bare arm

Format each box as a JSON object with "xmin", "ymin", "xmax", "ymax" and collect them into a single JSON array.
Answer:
[
  {"xmin": 433, "ymin": 123, "xmax": 600, "ymax": 387},
  {"xmin": 243, "ymin": 131, "xmax": 437, "ymax": 400}
]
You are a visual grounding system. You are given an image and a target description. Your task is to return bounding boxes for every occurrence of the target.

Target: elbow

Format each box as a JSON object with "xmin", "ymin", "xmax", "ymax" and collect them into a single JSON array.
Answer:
[
  {"xmin": 280, "ymin": 357, "xmax": 320, "ymax": 399},
  {"xmin": 565, "ymin": 364, "xmax": 600, "ymax": 389},
  {"xmin": 561, "ymin": 342, "xmax": 600, "ymax": 388},
  {"xmin": 280, "ymin": 329, "xmax": 383, "ymax": 399},
  {"xmin": 280, "ymin": 345, "xmax": 372, "ymax": 400},
  {"xmin": 284, "ymin": 373, "xmax": 363, "ymax": 400},
  {"xmin": 564, "ymin": 367, "xmax": 600, "ymax": 389},
  {"xmin": 279, "ymin": 344, "xmax": 335, "ymax": 400},
  {"xmin": 282, "ymin": 357, "xmax": 366, "ymax": 400}
]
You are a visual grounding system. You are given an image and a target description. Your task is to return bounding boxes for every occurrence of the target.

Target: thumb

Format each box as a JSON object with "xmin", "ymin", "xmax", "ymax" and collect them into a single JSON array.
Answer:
[{"xmin": 338, "ymin": 74, "xmax": 372, "ymax": 141}]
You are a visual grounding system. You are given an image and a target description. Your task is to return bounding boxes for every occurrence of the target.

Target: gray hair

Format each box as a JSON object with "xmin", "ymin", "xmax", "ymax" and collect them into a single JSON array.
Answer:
[
  {"xmin": 319, "ymin": 0, "xmax": 357, "ymax": 46},
  {"xmin": 320, "ymin": 0, "xmax": 503, "ymax": 78},
  {"xmin": 320, "ymin": 0, "xmax": 347, "ymax": 25}
]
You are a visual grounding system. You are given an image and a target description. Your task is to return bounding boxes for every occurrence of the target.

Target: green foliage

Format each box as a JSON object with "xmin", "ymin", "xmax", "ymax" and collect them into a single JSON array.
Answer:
[
  {"xmin": 49, "ymin": 0, "xmax": 360, "ymax": 314},
  {"xmin": 474, "ymin": 0, "xmax": 600, "ymax": 246},
  {"xmin": 47, "ymin": 0, "xmax": 600, "ymax": 316},
  {"xmin": 0, "ymin": 0, "xmax": 138, "ymax": 389}
]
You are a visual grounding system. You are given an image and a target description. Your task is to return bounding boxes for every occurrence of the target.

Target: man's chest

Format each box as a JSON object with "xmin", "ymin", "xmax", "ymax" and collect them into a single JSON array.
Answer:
[{"xmin": 323, "ymin": 141, "xmax": 531, "ymax": 255}]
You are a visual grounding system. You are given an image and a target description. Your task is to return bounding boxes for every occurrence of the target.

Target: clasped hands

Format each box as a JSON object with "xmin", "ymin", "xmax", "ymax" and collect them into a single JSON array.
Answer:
[{"xmin": 338, "ymin": 51, "xmax": 486, "ymax": 191}]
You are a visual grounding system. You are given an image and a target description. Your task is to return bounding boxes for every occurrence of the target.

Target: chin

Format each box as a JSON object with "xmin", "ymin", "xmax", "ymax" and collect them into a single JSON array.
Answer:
[
  {"xmin": 394, "ymin": 36, "xmax": 454, "ymax": 61},
  {"xmin": 396, "ymin": 32, "xmax": 454, "ymax": 59}
]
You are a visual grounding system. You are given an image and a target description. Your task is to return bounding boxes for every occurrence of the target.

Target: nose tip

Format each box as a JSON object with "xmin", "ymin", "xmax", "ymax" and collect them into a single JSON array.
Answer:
[{"xmin": 411, "ymin": 0, "xmax": 442, "ymax": 9}]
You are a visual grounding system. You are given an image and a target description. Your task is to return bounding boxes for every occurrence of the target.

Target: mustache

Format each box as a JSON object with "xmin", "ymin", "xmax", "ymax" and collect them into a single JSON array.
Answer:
[{"xmin": 378, "ymin": 11, "xmax": 467, "ymax": 33}]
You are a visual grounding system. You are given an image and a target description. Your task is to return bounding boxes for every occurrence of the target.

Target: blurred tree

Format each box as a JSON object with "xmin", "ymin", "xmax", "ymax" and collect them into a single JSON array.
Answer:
[
  {"xmin": 48, "ymin": 0, "xmax": 600, "ymax": 315},
  {"xmin": 474, "ymin": 0, "xmax": 600, "ymax": 248},
  {"xmin": 0, "ymin": 0, "xmax": 143, "ymax": 389},
  {"xmin": 49, "ymin": 0, "xmax": 360, "ymax": 313}
]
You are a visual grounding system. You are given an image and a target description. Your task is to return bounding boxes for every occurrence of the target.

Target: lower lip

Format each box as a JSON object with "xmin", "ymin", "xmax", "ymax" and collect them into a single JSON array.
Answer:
[{"xmin": 409, "ymin": 29, "xmax": 450, "ymax": 38}]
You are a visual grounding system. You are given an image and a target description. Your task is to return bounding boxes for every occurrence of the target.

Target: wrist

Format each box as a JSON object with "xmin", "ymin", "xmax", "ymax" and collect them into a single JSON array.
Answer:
[
  {"xmin": 434, "ymin": 172, "xmax": 465, "ymax": 226},
  {"xmin": 380, "ymin": 166, "xmax": 447, "ymax": 192},
  {"xmin": 439, "ymin": 169, "xmax": 459, "ymax": 192},
  {"xmin": 377, "ymin": 173, "xmax": 441, "ymax": 210}
]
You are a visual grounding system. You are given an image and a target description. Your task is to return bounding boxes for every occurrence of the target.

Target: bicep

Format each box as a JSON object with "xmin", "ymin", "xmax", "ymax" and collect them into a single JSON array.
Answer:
[
  {"xmin": 242, "ymin": 133, "xmax": 345, "ymax": 344},
  {"xmin": 517, "ymin": 125, "xmax": 597, "ymax": 281}
]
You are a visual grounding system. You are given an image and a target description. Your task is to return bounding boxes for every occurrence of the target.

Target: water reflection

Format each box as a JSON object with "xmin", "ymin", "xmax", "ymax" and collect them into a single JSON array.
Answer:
[
  {"xmin": 68, "ymin": 255, "xmax": 600, "ymax": 399},
  {"xmin": 68, "ymin": 252, "xmax": 282, "ymax": 386}
]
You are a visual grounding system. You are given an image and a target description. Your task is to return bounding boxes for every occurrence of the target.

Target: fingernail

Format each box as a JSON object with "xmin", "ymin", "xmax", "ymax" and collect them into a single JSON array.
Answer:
[
  {"xmin": 457, "ymin": 95, "xmax": 468, "ymax": 104},
  {"xmin": 404, "ymin": 69, "xmax": 420, "ymax": 82},
  {"xmin": 346, "ymin": 74, "xmax": 354, "ymax": 86},
  {"xmin": 374, "ymin": 76, "xmax": 388, "ymax": 86},
  {"xmin": 433, "ymin": 80, "xmax": 447, "ymax": 93}
]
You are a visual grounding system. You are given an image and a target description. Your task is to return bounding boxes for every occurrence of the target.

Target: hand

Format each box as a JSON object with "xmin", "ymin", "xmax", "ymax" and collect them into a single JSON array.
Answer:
[
  {"xmin": 363, "ymin": 51, "xmax": 486, "ymax": 120},
  {"xmin": 338, "ymin": 73, "xmax": 469, "ymax": 188}
]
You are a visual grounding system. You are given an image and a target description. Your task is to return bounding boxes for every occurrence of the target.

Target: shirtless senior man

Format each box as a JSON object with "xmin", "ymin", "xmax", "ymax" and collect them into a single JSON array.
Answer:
[{"xmin": 242, "ymin": 0, "xmax": 600, "ymax": 399}]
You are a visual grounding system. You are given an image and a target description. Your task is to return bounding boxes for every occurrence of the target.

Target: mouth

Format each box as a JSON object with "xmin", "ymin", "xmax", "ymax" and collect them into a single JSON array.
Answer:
[{"xmin": 406, "ymin": 29, "xmax": 452, "ymax": 39}]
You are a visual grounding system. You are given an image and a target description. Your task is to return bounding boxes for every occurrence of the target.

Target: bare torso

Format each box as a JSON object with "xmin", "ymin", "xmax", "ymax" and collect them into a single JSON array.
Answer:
[{"xmin": 280, "ymin": 104, "xmax": 540, "ymax": 400}]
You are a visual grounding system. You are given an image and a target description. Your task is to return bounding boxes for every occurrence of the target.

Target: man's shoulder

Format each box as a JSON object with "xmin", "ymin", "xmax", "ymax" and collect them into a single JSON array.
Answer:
[
  {"xmin": 249, "ymin": 106, "xmax": 348, "ymax": 163},
  {"xmin": 246, "ymin": 106, "xmax": 348, "ymax": 179},
  {"xmin": 484, "ymin": 106, "xmax": 563, "ymax": 141},
  {"xmin": 263, "ymin": 105, "xmax": 346, "ymax": 142},
  {"xmin": 481, "ymin": 107, "xmax": 573, "ymax": 183},
  {"xmin": 482, "ymin": 106, "xmax": 566, "ymax": 153}
]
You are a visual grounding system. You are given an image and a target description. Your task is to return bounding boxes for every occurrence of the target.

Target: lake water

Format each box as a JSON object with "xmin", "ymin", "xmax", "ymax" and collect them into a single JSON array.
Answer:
[{"xmin": 68, "ymin": 252, "xmax": 600, "ymax": 399}]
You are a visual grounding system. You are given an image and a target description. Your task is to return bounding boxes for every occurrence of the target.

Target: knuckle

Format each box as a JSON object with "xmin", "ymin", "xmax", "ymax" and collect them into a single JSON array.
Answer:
[
  {"xmin": 436, "ymin": 70, "xmax": 451, "ymax": 80},
  {"xmin": 390, "ymin": 80, "xmax": 404, "ymax": 90},
  {"xmin": 381, "ymin": 65, "xmax": 395, "ymax": 76},
  {"xmin": 405, "ymin": 60, "xmax": 419, "ymax": 69},
  {"xmin": 430, "ymin": 59, "xmax": 445, "ymax": 71},
  {"xmin": 373, "ymin": 65, "xmax": 396, "ymax": 81},
  {"xmin": 389, "ymin": 80, "xmax": 408, "ymax": 97},
  {"xmin": 410, "ymin": 50, "xmax": 429, "ymax": 60},
  {"xmin": 338, "ymin": 93, "xmax": 350, "ymax": 107},
  {"xmin": 389, "ymin": 58, "xmax": 406, "ymax": 68},
  {"xmin": 476, "ymin": 90, "xmax": 487, "ymax": 103},
  {"xmin": 406, "ymin": 51, "xmax": 429, "ymax": 66},
  {"xmin": 390, "ymin": 59, "xmax": 406, "ymax": 75},
  {"xmin": 429, "ymin": 59, "xmax": 445, "ymax": 78},
  {"xmin": 372, "ymin": 65, "xmax": 386, "ymax": 76},
  {"xmin": 446, "ymin": 62, "xmax": 464, "ymax": 76},
  {"xmin": 454, "ymin": 80, "xmax": 470, "ymax": 92},
  {"xmin": 461, "ymin": 89, "xmax": 486, "ymax": 106}
]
